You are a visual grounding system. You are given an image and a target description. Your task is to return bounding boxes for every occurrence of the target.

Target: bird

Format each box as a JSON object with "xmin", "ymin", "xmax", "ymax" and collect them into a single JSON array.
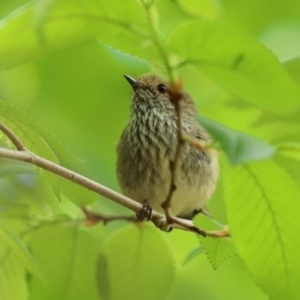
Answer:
[{"xmin": 117, "ymin": 74, "xmax": 218, "ymax": 220}]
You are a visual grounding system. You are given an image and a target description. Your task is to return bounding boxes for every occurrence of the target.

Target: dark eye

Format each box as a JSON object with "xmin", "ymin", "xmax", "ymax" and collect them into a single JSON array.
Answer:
[{"xmin": 157, "ymin": 84, "xmax": 167, "ymax": 94}]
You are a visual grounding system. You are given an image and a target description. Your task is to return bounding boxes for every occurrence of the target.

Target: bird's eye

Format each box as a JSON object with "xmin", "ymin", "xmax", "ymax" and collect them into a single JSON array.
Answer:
[{"xmin": 157, "ymin": 84, "xmax": 167, "ymax": 94}]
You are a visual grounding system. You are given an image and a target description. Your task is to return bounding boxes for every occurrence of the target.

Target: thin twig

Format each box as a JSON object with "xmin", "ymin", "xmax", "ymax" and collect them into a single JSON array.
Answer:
[
  {"xmin": 0, "ymin": 122, "xmax": 26, "ymax": 151},
  {"xmin": 161, "ymin": 86, "xmax": 185, "ymax": 222},
  {"xmin": 82, "ymin": 207, "xmax": 136, "ymax": 226}
]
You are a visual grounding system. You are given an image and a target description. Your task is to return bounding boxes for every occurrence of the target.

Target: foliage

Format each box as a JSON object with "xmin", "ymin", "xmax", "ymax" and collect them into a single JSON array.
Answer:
[{"xmin": 0, "ymin": 0, "xmax": 300, "ymax": 299}]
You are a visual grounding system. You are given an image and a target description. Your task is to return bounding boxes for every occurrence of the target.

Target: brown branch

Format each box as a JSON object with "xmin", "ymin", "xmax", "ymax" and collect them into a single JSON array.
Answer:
[
  {"xmin": 0, "ymin": 122, "xmax": 26, "ymax": 151},
  {"xmin": 82, "ymin": 207, "xmax": 136, "ymax": 226},
  {"xmin": 0, "ymin": 122, "xmax": 230, "ymax": 238},
  {"xmin": 0, "ymin": 147, "xmax": 143, "ymax": 213}
]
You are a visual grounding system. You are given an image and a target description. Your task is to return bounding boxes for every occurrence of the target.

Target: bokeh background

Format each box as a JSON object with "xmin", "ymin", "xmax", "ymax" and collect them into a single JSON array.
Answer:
[{"xmin": 0, "ymin": 0, "xmax": 300, "ymax": 299}]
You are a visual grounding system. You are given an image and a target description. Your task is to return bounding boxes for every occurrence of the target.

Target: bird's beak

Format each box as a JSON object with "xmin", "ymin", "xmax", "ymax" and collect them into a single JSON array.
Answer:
[{"xmin": 124, "ymin": 74, "xmax": 143, "ymax": 90}]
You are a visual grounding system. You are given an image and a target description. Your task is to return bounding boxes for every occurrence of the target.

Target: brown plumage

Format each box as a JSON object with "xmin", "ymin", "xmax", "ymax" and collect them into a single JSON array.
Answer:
[{"xmin": 117, "ymin": 74, "xmax": 218, "ymax": 219}]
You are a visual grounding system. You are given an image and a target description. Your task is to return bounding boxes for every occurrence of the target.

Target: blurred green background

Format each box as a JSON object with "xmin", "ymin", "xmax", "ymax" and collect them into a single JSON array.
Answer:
[{"xmin": 0, "ymin": 0, "xmax": 300, "ymax": 299}]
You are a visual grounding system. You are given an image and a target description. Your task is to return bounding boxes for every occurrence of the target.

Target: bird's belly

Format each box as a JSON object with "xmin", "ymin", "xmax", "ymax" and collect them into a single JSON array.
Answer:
[{"xmin": 123, "ymin": 155, "xmax": 218, "ymax": 218}]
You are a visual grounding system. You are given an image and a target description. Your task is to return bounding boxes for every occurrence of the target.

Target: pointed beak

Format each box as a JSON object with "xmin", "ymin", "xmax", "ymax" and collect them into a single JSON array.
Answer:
[{"xmin": 124, "ymin": 74, "xmax": 143, "ymax": 90}]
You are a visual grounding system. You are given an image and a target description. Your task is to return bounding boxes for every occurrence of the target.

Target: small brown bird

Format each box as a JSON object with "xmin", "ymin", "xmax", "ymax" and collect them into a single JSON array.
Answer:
[{"xmin": 117, "ymin": 74, "xmax": 218, "ymax": 220}]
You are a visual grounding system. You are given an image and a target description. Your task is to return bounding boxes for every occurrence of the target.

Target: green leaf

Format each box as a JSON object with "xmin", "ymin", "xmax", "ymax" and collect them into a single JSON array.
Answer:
[
  {"xmin": 29, "ymin": 224, "xmax": 99, "ymax": 300},
  {"xmin": 98, "ymin": 223, "xmax": 176, "ymax": 300},
  {"xmin": 0, "ymin": 0, "xmax": 153, "ymax": 70},
  {"xmin": 199, "ymin": 235, "xmax": 235, "ymax": 270},
  {"xmin": 169, "ymin": 20, "xmax": 300, "ymax": 115},
  {"xmin": 194, "ymin": 216, "xmax": 235, "ymax": 269},
  {"xmin": 200, "ymin": 117, "xmax": 275, "ymax": 164},
  {"xmin": 223, "ymin": 160, "xmax": 300, "ymax": 300}
]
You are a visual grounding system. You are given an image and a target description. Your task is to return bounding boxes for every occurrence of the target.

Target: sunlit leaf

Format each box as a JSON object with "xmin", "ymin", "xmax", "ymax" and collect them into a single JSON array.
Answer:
[
  {"xmin": 169, "ymin": 20, "xmax": 300, "ymax": 115},
  {"xmin": 200, "ymin": 117, "xmax": 275, "ymax": 164},
  {"xmin": 224, "ymin": 160, "xmax": 300, "ymax": 300},
  {"xmin": 98, "ymin": 223, "xmax": 176, "ymax": 300}
]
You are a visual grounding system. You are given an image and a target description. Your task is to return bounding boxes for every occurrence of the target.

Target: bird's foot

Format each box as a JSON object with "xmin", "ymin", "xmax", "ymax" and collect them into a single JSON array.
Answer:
[{"xmin": 136, "ymin": 200, "xmax": 152, "ymax": 221}]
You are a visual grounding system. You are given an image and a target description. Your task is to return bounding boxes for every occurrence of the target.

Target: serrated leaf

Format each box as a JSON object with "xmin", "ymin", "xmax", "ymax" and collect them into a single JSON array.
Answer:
[
  {"xmin": 194, "ymin": 216, "xmax": 235, "ymax": 269},
  {"xmin": 169, "ymin": 20, "xmax": 300, "ymax": 115},
  {"xmin": 29, "ymin": 224, "xmax": 99, "ymax": 300},
  {"xmin": 200, "ymin": 117, "xmax": 275, "ymax": 164},
  {"xmin": 199, "ymin": 236, "xmax": 235, "ymax": 270},
  {"xmin": 224, "ymin": 160, "xmax": 300, "ymax": 300},
  {"xmin": 98, "ymin": 223, "xmax": 176, "ymax": 300}
]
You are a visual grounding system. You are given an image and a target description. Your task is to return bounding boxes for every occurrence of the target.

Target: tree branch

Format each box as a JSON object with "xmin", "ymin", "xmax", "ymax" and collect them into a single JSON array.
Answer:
[
  {"xmin": 0, "ymin": 122, "xmax": 229, "ymax": 238},
  {"xmin": 0, "ymin": 122, "xmax": 26, "ymax": 151}
]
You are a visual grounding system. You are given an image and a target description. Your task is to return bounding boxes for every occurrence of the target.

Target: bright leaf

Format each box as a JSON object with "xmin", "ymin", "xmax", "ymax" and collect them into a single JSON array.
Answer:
[
  {"xmin": 223, "ymin": 160, "xmax": 300, "ymax": 300},
  {"xmin": 169, "ymin": 20, "xmax": 300, "ymax": 115}
]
